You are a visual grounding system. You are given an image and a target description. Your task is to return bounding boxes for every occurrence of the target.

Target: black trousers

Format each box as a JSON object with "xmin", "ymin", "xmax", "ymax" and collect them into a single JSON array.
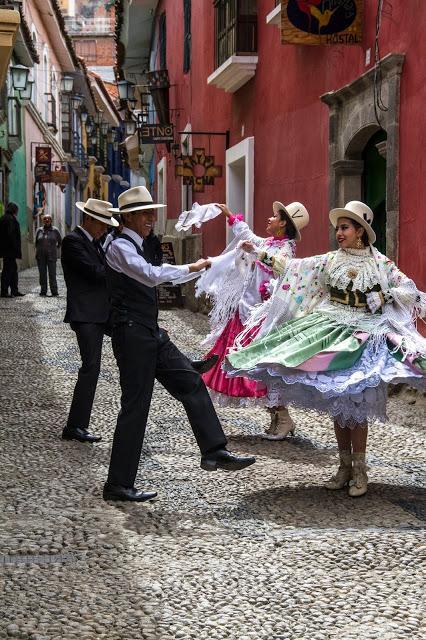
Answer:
[
  {"xmin": 37, "ymin": 256, "xmax": 58, "ymax": 295},
  {"xmin": 107, "ymin": 323, "xmax": 227, "ymax": 487},
  {"xmin": 1, "ymin": 257, "xmax": 18, "ymax": 295},
  {"xmin": 67, "ymin": 322, "xmax": 105, "ymax": 430}
]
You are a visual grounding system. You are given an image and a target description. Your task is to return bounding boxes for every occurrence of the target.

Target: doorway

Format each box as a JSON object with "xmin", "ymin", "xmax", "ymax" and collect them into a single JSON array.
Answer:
[{"xmin": 362, "ymin": 130, "xmax": 387, "ymax": 254}]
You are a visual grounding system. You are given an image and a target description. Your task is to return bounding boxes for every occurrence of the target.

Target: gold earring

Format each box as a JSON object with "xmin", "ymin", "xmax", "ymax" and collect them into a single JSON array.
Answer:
[
  {"xmin": 276, "ymin": 228, "xmax": 284, "ymax": 237},
  {"xmin": 356, "ymin": 237, "xmax": 363, "ymax": 249}
]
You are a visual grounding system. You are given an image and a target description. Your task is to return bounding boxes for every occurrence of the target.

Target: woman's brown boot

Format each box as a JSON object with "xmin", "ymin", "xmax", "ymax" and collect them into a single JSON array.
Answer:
[{"xmin": 263, "ymin": 407, "xmax": 295, "ymax": 440}]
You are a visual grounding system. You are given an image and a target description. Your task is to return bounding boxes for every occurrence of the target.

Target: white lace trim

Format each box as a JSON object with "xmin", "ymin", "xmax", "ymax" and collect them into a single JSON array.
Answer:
[
  {"xmin": 325, "ymin": 247, "xmax": 380, "ymax": 293},
  {"xmin": 226, "ymin": 342, "xmax": 426, "ymax": 425}
]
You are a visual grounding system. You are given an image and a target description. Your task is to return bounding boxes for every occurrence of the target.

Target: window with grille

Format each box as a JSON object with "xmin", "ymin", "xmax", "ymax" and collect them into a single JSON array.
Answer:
[
  {"xmin": 159, "ymin": 13, "xmax": 167, "ymax": 70},
  {"xmin": 183, "ymin": 0, "xmax": 191, "ymax": 73},
  {"xmin": 75, "ymin": 39, "xmax": 97, "ymax": 64},
  {"xmin": 214, "ymin": 0, "xmax": 257, "ymax": 69}
]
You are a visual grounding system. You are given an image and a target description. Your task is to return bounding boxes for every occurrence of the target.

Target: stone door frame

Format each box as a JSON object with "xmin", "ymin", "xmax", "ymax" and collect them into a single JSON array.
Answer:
[{"xmin": 321, "ymin": 53, "xmax": 405, "ymax": 260}]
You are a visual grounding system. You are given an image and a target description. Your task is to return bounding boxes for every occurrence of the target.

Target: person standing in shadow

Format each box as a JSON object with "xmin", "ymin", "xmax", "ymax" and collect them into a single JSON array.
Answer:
[
  {"xmin": 35, "ymin": 213, "xmax": 62, "ymax": 297},
  {"xmin": 0, "ymin": 202, "xmax": 25, "ymax": 298},
  {"xmin": 61, "ymin": 199, "xmax": 119, "ymax": 444}
]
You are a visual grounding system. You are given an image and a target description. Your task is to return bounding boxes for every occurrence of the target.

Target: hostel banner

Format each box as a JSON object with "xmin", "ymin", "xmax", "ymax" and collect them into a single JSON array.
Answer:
[{"xmin": 281, "ymin": 0, "xmax": 363, "ymax": 45}]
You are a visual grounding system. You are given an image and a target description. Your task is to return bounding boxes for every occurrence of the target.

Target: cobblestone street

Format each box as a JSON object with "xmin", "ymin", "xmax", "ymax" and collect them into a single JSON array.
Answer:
[{"xmin": 0, "ymin": 267, "xmax": 425, "ymax": 640}]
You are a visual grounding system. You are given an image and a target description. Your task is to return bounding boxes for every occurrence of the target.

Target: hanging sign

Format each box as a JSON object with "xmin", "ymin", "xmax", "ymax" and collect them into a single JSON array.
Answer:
[
  {"xmin": 175, "ymin": 148, "xmax": 222, "ymax": 193},
  {"xmin": 157, "ymin": 241, "xmax": 184, "ymax": 309},
  {"xmin": 281, "ymin": 0, "xmax": 363, "ymax": 45},
  {"xmin": 140, "ymin": 124, "xmax": 174, "ymax": 144},
  {"xmin": 35, "ymin": 146, "xmax": 52, "ymax": 165}
]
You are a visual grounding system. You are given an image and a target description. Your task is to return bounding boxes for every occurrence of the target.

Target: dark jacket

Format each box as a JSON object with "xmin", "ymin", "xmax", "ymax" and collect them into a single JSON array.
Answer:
[
  {"xmin": 0, "ymin": 213, "xmax": 22, "ymax": 259},
  {"xmin": 61, "ymin": 227, "xmax": 109, "ymax": 324},
  {"xmin": 35, "ymin": 225, "xmax": 62, "ymax": 260}
]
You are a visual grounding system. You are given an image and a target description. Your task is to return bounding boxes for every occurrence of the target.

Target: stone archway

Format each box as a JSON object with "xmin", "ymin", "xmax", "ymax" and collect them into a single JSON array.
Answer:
[{"xmin": 321, "ymin": 53, "xmax": 405, "ymax": 260}]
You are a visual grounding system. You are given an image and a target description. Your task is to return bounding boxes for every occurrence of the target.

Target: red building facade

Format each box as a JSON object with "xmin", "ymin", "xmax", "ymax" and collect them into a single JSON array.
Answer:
[{"xmin": 149, "ymin": 0, "xmax": 426, "ymax": 289}]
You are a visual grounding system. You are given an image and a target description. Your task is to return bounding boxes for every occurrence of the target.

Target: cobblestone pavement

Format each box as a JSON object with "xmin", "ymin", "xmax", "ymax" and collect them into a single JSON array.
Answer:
[{"xmin": 0, "ymin": 267, "xmax": 425, "ymax": 640}]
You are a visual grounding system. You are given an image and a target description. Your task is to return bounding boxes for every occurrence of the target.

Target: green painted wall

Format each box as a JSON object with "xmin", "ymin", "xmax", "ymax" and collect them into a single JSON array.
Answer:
[{"xmin": 8, "ymin": 142, "xmax": 27, "ymax": 232}]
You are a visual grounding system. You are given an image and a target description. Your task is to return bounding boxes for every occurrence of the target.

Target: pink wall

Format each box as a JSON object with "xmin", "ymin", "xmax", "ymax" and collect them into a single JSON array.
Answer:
[{"xmin": 154, "ymin": 0, "xmax": 426, "ymax": 288}]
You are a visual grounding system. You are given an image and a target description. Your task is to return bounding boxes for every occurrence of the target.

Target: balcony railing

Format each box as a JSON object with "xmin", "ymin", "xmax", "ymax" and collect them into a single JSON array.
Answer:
[{"xmin": 214, "ymin": 0, "xmax": 257, "ymax": 69}]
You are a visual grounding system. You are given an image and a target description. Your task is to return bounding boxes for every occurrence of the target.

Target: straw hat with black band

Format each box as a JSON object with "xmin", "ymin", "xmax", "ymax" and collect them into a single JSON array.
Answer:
[
  {"xmin": 109, "ymin": 186, "xmax": 166, "ymax": 215},
  {"xmin": 75, "ymin": 199, "xmax": 119, "ymax": 227}
]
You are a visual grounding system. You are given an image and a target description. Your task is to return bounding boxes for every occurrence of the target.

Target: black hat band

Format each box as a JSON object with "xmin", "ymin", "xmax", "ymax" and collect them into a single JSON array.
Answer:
[
  {"xmin": 119, "ymin": 200, "xmax": 154, "ymax": 211},
  {"xmin": 84, "ymin": 207, "xmax": 112, "ymax": 221}
]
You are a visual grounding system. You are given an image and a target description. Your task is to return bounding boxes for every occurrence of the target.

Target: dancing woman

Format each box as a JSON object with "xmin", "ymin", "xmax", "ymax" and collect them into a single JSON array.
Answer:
[
  {"xmin": 226, "ymin": 201, "xmax": 426, "ymax": 495},
  {"xmin": 198, "ymin": 201, "xmax": 309, "ymax": 438}
]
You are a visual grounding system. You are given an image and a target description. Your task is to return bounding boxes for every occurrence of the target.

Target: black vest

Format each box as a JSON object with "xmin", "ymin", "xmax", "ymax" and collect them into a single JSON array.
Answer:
[{"xmin": 106, "ymin": 234, "xmax": 158, "ymax": 329}]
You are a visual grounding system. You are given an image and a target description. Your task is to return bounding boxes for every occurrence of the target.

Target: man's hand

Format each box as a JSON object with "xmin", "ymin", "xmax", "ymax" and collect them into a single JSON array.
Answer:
[
  {"xmin": 217, "ymin": 204, "xmax": 232, "ymax": 218},
  {"xmin": 240, "ymin": 241, "xmax": 256, "ymax": 254},
  {"xmin": 189, "ymin": 258, "xmax": 211, "ymax": 273}
]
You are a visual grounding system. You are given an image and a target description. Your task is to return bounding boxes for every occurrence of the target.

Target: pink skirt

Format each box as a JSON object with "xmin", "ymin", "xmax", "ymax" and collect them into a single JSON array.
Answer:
[{"xmin": 202, "ymin": 312, "xmax": 266, "ymax": 398}]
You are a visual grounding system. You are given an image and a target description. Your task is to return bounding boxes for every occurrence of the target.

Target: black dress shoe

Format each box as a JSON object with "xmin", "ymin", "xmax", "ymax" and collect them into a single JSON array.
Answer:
[
  {"xmin": 191, "ymin": 354, "xmax": 219, "ymax": 374},
  {"xmin": 0, "ymin": 293, "xmax": 11, "ymax": 298},
  {"xmin": 40, "ymin": 292, "xmax": 47, "ymax": 297},
  {"xmin": 103, "ymin": 483, "xmax": 157, "ymax": 502},
  {"xmin": 11, "ymin": 291, "xmax": 25, "ymax": 297},
  {"xmin": 201, "ymin": 448, "xmax": 256, "ymax": 472},
  {"xmin": 62, "ymin": 427, "xmax": 102, "ymax": 443}
]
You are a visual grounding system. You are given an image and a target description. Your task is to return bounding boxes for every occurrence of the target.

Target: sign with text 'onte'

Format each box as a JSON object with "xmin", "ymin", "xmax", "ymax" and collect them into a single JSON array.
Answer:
[
  {"xmin": 281, "ymin": 0, "xmax": 363, "ymax": 45},
  {"xmin": 140, "ymin": 124, "xmax": 174, "ymax": 144}
]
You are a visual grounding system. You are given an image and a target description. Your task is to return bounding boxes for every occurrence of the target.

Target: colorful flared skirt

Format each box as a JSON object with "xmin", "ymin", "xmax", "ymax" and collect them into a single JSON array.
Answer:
[
  {"xmin": 202, "ymin": 311, "xmax": 266, "ymax": 407},
  {"xmin": 226, "ymin": 312, "xmax": 426, "ymax": 425}
]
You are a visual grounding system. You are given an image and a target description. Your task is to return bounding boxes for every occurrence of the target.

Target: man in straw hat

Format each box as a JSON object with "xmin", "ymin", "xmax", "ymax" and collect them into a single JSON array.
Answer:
[
  {"xmin": 61, "ymin": 199, "xmax": 119, "ymax": 444},
  {"xmin": 103, "ymin": 186, "xmax": 256, "ymax": 502}
]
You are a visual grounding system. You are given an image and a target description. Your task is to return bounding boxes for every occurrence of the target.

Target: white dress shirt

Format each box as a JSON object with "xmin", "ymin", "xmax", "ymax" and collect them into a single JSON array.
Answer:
[
  {"xmin": 78, "ymin": 225, "xmax": 93, "ymax": 242},
  {"xmin": 106, "ymin": 227, "xmax": 190, "ymax": 287}
]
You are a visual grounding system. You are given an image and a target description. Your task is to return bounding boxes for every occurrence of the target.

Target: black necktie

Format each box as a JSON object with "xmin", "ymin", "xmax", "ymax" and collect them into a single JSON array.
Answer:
[{"xmin": 92, "ymin": 238, "xmax": 104, "ymax": 260}]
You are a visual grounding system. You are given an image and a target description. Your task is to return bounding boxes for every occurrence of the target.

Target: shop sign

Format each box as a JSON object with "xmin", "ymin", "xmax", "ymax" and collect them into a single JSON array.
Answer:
[
  {"xmin": 175, "ymin": 148, "xmax": 222, "ymax": 193},
  {"xmin": 281, "ymin": 0, "xmax": 363, "ymax": 45},
  {"xmin": 140, "ymin": 124, "xmax": 174, "ymax": 144},
  {"xmin": 51, "ymin": 169, "xmax": 69, "ymax": 186},
  {"xmin": 34, "ymin": 164, "xmax": 51, "ymax": 182},
  {"xmin": 157, "ymin": 241, "xmax": 184, "ymax": 309},
  {"xmin": 35, "ymin": 146, "xmax": 52, "ymax": 165}
]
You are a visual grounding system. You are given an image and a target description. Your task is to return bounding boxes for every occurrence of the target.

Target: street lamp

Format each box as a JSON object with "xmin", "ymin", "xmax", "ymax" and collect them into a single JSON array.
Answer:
[
  {"xmin": 117, "ymin": 79, "xmax": 136, "ymax": 101},
  {"xmin": 90, "ymin": 132, "xmax": 97, "ymax": 146},
  {"xmin": 18, "ymin": 79, "xmax": 34, "ymax": 101},
  {"xmin": 128, "ymin": 98, "xmax": 137, "ymax": 110},
  {"xmin": 60, "ymin": 75, "xmax": 74, "ymax": 93},
  {"xmin": 95, "ymin": 111, "xmax": 103, "ymax": 125},
  {"xmin": 86, "ymin": 120, "xmax": 94, "ymax": 135},
  {"xmin": 71, "ymin": 93, "xmax": 83, "ymax": 110},
  {"xmin": 124, "ymin": 119, "xmax": 137, "ymax": 136},
  {"xmin": 80, "ymin": 109, "xmax": 88, "ymax": 124},
  {"xmin": 101, "ymin": 122, "xmax": 109, "ymax": 136},
  {"xmin": 10, "ymin": 64, "xmax": 30, "ymax": 91}
]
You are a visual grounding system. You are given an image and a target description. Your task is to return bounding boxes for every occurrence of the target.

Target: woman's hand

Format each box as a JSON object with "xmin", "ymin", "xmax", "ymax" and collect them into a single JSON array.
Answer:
[
  {"xmin": 240, "ymin": 241, "xmax": 256, "ymax": 254},
  {"xmin": 217, "ymin": 204, "xmax": 232, "ymax": 218},
  {"xmin": 189, "ymin": 258, "xmax": 211, "ymax": 273}
]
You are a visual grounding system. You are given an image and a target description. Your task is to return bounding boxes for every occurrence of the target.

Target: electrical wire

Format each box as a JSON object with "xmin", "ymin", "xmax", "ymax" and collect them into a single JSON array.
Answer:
[{"xmin": 373, "ymin": 0, "xmax": 389, "ymax": 127}]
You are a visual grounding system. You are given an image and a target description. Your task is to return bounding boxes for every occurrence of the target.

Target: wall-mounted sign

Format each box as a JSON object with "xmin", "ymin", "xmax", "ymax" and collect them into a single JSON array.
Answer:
[
  {"xmin": 281, "ymin": 0, "xmax": 363, "ymax": 45},
  {"xmin": 35, "ymin": 146, "xmax": 52, "ymax": 165},
  {"xmin": 175, "ymin": 148, "xmax": 222, "ymax": 193},
  {"xmin": 34, "ymin": 164, "xmax": 51, "ymax": 182},
  {"xmin": 140, "ymin": 124, "xmax": 174, "ymax": 144},
  {"xmin": 51, "ymin": 169, "xmax": 69, "ymax": 186},
  {"xmin": 157, "ymin": 241, "xmax": 184, "ymax": 308}
]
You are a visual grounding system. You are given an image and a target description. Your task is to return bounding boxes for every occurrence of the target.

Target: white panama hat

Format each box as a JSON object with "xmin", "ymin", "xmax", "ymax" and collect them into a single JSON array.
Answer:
[
  {"xmin": 272, "ymin": 201, "xmax": 310, "ymax": 242},
  {"xmin": 76, "ymin": 198, "xmax": 119, "ymax": 227},
  {"xmin": 109, "ymin": 185, "xmax": 166, "ymax": 214},
  {"xmin": 329, "ymin": 201, "xmax": 376, "ymax": 244}
]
